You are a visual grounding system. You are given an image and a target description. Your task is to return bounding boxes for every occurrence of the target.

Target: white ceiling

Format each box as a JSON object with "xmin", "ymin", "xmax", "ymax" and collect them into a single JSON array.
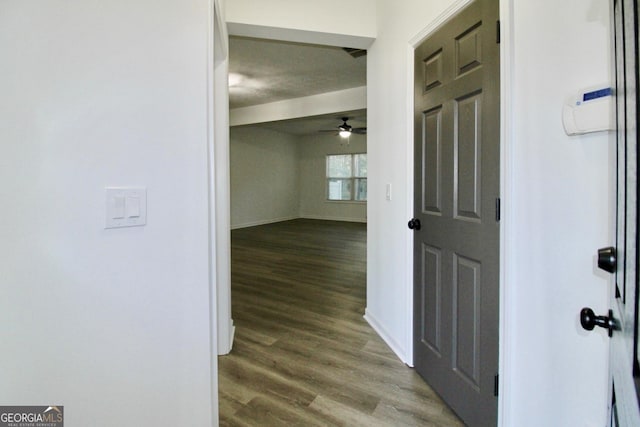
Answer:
[{"xmin": 228, "ymin": 36, "xmax": 366, "ymax": 135}]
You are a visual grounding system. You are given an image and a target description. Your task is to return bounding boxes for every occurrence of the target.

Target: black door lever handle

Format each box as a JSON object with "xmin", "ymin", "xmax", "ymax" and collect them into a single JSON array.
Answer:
[{"xmin": 580, "ymin": 308, "xmax": 616, "ymax": 337}]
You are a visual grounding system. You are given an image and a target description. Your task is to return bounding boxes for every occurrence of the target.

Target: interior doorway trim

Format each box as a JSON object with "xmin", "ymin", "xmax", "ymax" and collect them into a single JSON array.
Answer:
[
  {"xmin": 497, "ymin": 0, "xmax": 514, "ymax": 425},
  {"xmin": 213, "ymin": 0, "xmax": 234, "ymax": 357},
  {"xmin": 207, "ymin": 0, "xmax": 225, "ymax": 422}
]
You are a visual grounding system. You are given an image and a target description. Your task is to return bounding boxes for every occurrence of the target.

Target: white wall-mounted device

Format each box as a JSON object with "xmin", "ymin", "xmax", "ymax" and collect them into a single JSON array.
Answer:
[{"xmin": 562, "ymin": 86, "xmax": 615, "ymax": 136}]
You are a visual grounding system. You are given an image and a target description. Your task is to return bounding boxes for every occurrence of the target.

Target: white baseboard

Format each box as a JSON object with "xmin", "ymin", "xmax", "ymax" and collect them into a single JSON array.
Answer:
[
  {"xmin": 364, "ymin": 309, "xmax": 410, "ymax": 365},
  {"xmin": 228, "ymin": 323, "xmax": 235, "ymax": 352},
  {"xmin": 231, "ymin": 216, "xmax": 298, "ymax": 230},
  {"xmin": 231, "ymin": 215, "xmax": 366, "ymax": 229},
  {"xmin": 300, "ymin": 214, "xmax": 367, "ymax": 223},
  {"xmin": 217, "ymin": 320, "xmax": 235, "ymax": 356}
]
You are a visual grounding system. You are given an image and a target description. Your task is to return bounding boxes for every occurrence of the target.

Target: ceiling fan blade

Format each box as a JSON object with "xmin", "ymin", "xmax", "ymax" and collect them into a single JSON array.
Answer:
[{"xmin": 317, "ymin": 117, "xmax": 366, "ymax": 136}]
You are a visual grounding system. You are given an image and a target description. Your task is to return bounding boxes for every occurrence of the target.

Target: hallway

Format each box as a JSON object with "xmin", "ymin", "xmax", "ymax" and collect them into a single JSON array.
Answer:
[{"xmin": 218, "ymin": 219, "xmax": 463, "ymax": 426}]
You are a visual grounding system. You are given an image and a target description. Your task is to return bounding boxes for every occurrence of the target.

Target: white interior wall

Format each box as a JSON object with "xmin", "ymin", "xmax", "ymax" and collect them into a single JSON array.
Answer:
[
  {"xmin": 366, "ymin": 0, "xmax": 462, "ymax": 365},
  {"xmin": 230, "ymin": 127, "xmax": 300, "ymax": 228},
  {"xmin": 298, "ymin": 134, "xmax": 367, "ymax": 222},
  {"xmin": 229, "ymin": 129, "xmax": 367, "ymax": 227},
  {"xmin": 0, "ymin": 1, "xmax": 214, "ymax": 425},
  {"xmin": 503, "ymin": 0, "xmax": 611, "ymax": 425},
  {"xmin": 225, "ymin": 0, "xmax": 376, "ymax": 48}
]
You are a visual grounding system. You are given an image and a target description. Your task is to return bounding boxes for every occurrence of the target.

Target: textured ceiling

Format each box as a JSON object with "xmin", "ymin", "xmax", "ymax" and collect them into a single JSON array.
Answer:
[
  {"xmin": 228, "ymin": 36, "xmax": 367, "ymax": 136},
  {"xmin": 229, "ymin": 36, "xmax": 367, "ymax": 109}
]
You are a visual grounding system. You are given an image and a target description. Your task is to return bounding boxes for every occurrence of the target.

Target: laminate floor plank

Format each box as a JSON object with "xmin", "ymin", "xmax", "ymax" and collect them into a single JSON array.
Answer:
[
  {"xmin": 233, "ymin": 396, "xmax": 335, "ymax": 427},
  {"xmin": 219, "ymin": 219, "xmax": 463, "ymax": 426},
  {"xmin": 228, "ymin": 337, "xmax": 381, "ymax": 415},
  {"xmin": 309, "ymin": 394, "xmax": 389, "ymax": 427}
]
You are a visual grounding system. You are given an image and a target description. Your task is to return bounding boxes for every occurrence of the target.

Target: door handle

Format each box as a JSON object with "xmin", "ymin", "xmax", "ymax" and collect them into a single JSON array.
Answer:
[
  {"xmin": 580, "ymin": 308, "xmax": 617, "ymax": 337},
  {"xmin": 597, "ymin": 246, "xmax": 616, "ymax": 273},
  {"xmin": 408, "ymin": 218, "xmax": 421, "ymax": 230}
]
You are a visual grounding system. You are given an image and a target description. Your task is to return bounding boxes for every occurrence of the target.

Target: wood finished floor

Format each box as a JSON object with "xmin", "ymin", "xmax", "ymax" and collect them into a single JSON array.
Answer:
[{"xmin": 219, "ymin": 219, "xmax": 463, "ymax": 427}]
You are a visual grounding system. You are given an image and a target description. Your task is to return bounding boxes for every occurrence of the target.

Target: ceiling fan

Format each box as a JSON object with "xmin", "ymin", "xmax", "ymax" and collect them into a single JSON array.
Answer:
[{"xmin": 320, "ymin": 117, "xmax": 367, "ymax": 138}]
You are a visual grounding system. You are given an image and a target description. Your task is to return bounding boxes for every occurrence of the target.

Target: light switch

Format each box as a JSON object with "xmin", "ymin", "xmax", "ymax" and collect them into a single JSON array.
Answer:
[
  {"xmin": 386, "ymin": 183, "xmax": 392, "ymax": 201},
  {"xmin": 112, "ymin": 195, "xmax": 125, "ymax": 219},
  {"xmin": 126, "ymin": 195, "xmax": 140, "ymax": 218},
  {"xmin": 105, "ymin": 187, "xmax": 147, "ymax": 229}
]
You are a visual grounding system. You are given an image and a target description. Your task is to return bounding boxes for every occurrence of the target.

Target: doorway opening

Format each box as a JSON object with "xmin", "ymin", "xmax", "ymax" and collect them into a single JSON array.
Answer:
[{"xmin": 224, "ymin": 35, "xmax": 369, "ymax": 351}]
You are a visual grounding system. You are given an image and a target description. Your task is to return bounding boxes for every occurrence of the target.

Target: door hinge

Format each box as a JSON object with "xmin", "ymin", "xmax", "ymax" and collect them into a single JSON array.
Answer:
[
  {"xmin": 496, "ymin": 20, "xmax": 501, "ymax": 44},
  {"xmin": 495, "ymin": 197, "xmax": 501, "ymax": 222},
  {"xmin": 494, "ymin": 374, "xmax": 499, "ymax": 397}
]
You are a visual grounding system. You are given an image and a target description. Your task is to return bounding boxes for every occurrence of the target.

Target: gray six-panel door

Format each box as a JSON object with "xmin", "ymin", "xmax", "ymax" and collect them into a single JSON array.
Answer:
[{"xmin": 412, "ymin": 0, "xmax": 500, "ymax": 425}]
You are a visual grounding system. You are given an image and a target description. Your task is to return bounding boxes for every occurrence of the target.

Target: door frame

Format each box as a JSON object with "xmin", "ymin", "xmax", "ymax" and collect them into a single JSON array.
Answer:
[
  {"xmin": 405, "ymin": 0, "xmax": 513, "ymax": 424},
  {"xmin": 208, "ymin": 0, "xmax": 228, "ymax": 422},
  {"xmin": 212, "ymin": 0, "xmax": 234, "ymax": 357}
]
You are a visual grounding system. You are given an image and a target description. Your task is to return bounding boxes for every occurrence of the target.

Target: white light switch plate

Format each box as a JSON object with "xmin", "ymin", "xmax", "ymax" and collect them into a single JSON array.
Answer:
[{"xmin": 105, "ymin": 187, "xmax": 147, "ymax": 229}]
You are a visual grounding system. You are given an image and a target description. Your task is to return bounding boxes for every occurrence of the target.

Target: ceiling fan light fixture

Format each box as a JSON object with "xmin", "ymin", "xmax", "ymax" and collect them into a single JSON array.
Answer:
[{"xmin": 318, "ymin": 116, "xmax": 364, "ymax": 139}]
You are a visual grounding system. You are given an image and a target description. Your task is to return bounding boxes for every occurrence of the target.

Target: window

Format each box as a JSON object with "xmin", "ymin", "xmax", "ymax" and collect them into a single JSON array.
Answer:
[{"xmin": 326, "ymin": 154, "xmax": 367, "ymax": 201}]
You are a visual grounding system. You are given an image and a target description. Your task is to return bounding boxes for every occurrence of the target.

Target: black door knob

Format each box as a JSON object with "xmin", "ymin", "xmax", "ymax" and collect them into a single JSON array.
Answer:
[
  {"xmin": 408, "ymin": 218, "xmax": 421, "ymax": 230},
  {"xmin": 597, "ymin": 246, "xmax": 616, "ymax": 273},
  {"xmin": 580, "ymin": 308, "xmax": 616, "ymax": 337}
]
